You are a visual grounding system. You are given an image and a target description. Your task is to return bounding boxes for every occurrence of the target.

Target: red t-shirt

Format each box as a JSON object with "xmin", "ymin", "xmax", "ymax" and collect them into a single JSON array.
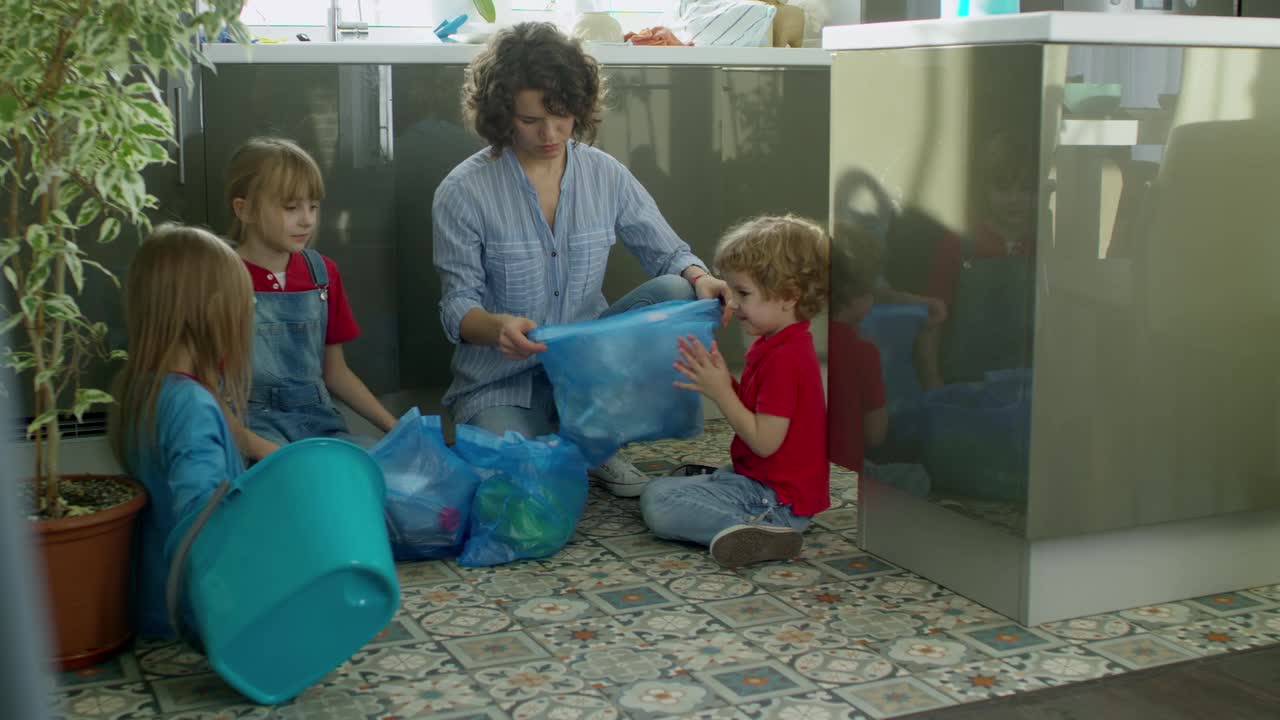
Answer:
[
  {"xmin": 826, "ymin": 321, "xmax": 886, "ymax": 474},
  {"xmin": 927, "ymin": 223, "xmax": 1034, "ymax": 306},
  {"xmin": 242, "ymin": 252, "xmax": 360, "ymax": 345},
  {"xmin": 730, "ymin": 321, "xmax": 829, "ymax": 516}
]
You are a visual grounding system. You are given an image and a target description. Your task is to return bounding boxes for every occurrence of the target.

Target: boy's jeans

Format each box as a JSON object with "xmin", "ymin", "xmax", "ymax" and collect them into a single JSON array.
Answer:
[{"xmin": 639, "ymin": 466, "xmax": 811, "ymax": 546}]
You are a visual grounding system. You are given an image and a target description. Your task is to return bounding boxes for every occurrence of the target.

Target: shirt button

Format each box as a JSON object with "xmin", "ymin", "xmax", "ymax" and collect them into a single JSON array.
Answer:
[
  {"xmin": 554, "ymin": 290, "xmax": 560, "ymax": 297},
  {"xmin": 272, "ymin": 284, "xmax": 280, "ymax": 289},
  {"xmin": 551, "ymin": 251, "xmax": 558, "ymax": 257}
]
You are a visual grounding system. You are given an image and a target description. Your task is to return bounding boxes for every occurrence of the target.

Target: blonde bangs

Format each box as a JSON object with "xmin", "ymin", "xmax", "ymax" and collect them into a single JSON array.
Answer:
[{"xmin": 253, "ymin": 149, "xmax": 325, "ymax": 206}]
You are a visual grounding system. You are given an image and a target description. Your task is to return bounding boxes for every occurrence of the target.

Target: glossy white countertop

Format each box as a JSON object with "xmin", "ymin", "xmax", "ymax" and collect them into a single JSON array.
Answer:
[
  {"xmin": 824, "ymin": 11, "xmax": 1280, "ymax": 51},
  {"xmin": 203, "ymin": 42, "xmax": 832, "ymax": 67}
]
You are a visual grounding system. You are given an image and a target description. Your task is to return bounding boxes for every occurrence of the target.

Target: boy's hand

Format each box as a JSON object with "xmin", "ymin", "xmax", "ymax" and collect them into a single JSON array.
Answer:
[{"xmin": 673, "ymin": 335, "xmax": 733, "ymax": 403}]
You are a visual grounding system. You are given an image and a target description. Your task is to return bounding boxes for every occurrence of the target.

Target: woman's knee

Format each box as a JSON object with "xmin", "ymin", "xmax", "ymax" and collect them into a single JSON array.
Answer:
[{"xmin": 649, "ymin": 273, "xmax": 696, "ymax": 303}]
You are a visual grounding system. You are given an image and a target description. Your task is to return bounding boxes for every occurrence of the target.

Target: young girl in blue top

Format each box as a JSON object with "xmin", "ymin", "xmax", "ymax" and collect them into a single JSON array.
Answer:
[
  {"xmin": 225, "ymin": 137, "xmax": 396, "ymax": 460},
  {"xmin": 110, "ymin": 225, "xmax": 254, "ymax": 639}
]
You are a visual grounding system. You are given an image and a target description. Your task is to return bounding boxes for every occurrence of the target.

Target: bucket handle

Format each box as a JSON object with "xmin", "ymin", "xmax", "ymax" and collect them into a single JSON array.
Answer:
[{"xmin": 164, "ymin": 478, "xmax": 235, "ymax": 651}]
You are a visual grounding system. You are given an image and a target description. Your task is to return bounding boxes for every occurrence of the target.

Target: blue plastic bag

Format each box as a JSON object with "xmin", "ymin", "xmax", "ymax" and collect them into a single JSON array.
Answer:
[
  {"xmin": 530, "ymin": 298, "xmax": 721, "ymax": 465},
  {"xmin": 858, "ymin": 303, "xmax": 929, "ymax": 410},
  {"xmin": 367, "ymin": 408, "xmax": 480, "ymax": 560},
  {"xmin": 919, "ymin": 369, "xmax": 1032, "ymax": 503},
  {"xmin": 858, "ymin": 303, "xmax": 930, "ymax": 465},
  {"xmin": 453, "ymin": 425, "xmax": 589, "ymax": 567}
]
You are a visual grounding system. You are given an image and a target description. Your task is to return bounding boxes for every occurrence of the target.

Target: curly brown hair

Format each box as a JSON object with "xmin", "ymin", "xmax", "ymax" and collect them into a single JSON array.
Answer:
[
  {"xmin": 714, "ymin": 214, "xmax": 831, "ymax": 322},
  {"xmin": 462, "ymin": 22, "xmax": 605, "ymax": 154}
]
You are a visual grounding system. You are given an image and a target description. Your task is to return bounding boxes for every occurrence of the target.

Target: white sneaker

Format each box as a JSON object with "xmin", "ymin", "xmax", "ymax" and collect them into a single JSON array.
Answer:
[{"xmin": 588, "ymin": 456, "xmax": 650, "ymax": 498}]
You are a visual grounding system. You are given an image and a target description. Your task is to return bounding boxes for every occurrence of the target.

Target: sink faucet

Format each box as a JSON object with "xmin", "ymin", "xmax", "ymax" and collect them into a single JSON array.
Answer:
[{"xmin": 326, "ymin": 0, "xmax": 369, "ymax": 42}]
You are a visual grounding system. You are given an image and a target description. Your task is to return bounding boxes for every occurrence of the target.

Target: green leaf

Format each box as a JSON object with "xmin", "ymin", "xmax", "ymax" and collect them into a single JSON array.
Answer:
[
  {"xmin": 5, "ymin": 354, "xmax": 37, "ymax": 373},
  {"xmin": 34, "ymin": 366, "xmax": 59, "ymax": 390},
  {"xmin": 98, "ymin": 217, "xmax": 120, "ymax": 244},
  {"xmin": 0, "ymin": 94, "xmax": 18, "ymax": 124},
  {"xmin": 26, "ymin": 263, "xmax": 50, "ymax": 292},
  {"xmin": 43, "ymin": 294, "xmax": 79, "ymax": 321},
  {"xmin": 66, "ymin": 251, "xmax": 84, "ymax": 292},
  {"xmin": 25, "ymin": 225, "xmax": 48, "ymax": 250},
  {"xmin": 76, "ymin": 198, "xmax": 101, "ymax": 226},
  {"xmin": 471, "ymin": 0, "xmax": 497, "ymax": 24},
  {"xmin": 3, "ymin": 266, "xmax": 18, "ymax": 291},
  {"xmin": 109, "ymin": 349, "xmax": 128, "ymax": 362},
  {"xmin": 0, "ymin": 312, "xmax": 23, "ymax": 335},
  {"xmin": 18, "ymin": 294, "xmax": 39, "ymax": 320},
  {"xmin": 82, "ymin": 258, "xmax": 119, "ymax": 286},
  {"xmin": 73, "ymin": 388, "xmax": 115, "ymax": 420},
  {"xmin": 0, "ymin": 238, "xmax": 19, "ymax": 266},
  {"xmin": 26, "ymin": 410, "xmax": 59, "ymax": 439}
]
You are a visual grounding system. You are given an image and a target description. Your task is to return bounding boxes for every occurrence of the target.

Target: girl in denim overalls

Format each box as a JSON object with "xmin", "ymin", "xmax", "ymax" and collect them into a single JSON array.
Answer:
[{"xmin": 225, "ymin": 137, "xmax": 397, "ymax": 461}]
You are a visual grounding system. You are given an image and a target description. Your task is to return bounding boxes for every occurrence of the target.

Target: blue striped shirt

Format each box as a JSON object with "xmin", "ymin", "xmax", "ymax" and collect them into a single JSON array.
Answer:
[{"xmin": 433, "ymin": 141, "xmax": 705, "ymax": 424}]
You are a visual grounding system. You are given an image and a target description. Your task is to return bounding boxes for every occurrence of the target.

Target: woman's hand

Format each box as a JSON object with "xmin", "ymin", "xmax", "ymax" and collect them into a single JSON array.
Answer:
[
  {"xmin": 692, "ymin": 274, "xmax": 733, "ymax": 326},
  {"xmin": 497, "ymin": 314, "xmax": 548, "ymax": 360},
  {"xmin": 673, "ymin": 335, "xmax": 733, "ymax": 404}
]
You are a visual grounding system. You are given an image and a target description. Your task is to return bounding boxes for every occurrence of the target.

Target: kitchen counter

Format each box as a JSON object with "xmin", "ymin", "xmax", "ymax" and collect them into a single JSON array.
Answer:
[
  {"xmin": 203, "ymin": 42, "xmax": 831, "ymax": 66},
  {"xmin": 826, "ymin": 11, "xmax": 1280, "ymax": 625},
  {"xmin": 824, "ymin": 10, "xmax": 1280, "ymax": 50}
]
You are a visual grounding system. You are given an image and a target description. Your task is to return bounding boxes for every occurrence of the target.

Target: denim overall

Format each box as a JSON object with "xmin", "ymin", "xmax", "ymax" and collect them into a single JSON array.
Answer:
[{"xmin": 247, "ymin": 249, "xmax": 350, "ymax": 445}]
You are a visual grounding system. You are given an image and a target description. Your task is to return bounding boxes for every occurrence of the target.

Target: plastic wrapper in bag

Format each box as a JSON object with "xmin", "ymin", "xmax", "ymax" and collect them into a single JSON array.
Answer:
[
  {"xmin": 367, "ymin": 408, "xmax": 480, "ymax": 560},
  {"xmin": 453, "ymin": 425, "xmax": 589, "ymax": 567},
  {"xmin": 531, "ymin": 298, "xmax": 721, "ymax": 465}
]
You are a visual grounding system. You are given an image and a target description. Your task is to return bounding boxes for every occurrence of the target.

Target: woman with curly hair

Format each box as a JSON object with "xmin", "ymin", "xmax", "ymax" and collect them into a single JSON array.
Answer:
[{"xmin": 432, "ymin": 22, "xmax": 730, "ymax": 497}]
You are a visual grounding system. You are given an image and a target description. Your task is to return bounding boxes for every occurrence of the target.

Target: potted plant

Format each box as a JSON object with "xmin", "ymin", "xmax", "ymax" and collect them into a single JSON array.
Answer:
[{"xmin": 0, "ymin": 0, "xmax": 246, "ymax": 670}]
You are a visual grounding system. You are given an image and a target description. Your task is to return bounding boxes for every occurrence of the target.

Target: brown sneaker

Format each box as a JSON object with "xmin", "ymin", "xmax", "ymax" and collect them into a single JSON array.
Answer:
[{"xmin": 709, "ymin": 524, "xmax": 803, "ymax": 568}]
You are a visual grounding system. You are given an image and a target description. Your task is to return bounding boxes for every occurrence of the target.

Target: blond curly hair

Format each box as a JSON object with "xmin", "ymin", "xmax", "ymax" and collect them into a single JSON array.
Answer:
[{"xmin": 713, "ymin": 214, "xmax": 830, "ymax": 321}]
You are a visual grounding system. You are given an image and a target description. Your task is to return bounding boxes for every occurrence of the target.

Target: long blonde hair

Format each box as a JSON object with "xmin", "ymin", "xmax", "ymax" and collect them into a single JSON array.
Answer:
[
  {"xmin": 225, "ymin": 136, "xmax": 325, "ymax": 246},
  {"xmin": 110, "ymin": 225, "xmax": 255, "ymax": 470}
]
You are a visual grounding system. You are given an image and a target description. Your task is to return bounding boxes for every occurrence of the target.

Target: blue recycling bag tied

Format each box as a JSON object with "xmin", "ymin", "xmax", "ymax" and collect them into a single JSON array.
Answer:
[
  {"xmin": 453, "ymin": 425, "xmax": 589, "ymax": 567},
  {"xmin": 368, "ymin": 408, "xmax": 480, "ymax": 560},
  {"xmin": 530, "ymin": 298, "xmax": 721, "ymax": 465}
]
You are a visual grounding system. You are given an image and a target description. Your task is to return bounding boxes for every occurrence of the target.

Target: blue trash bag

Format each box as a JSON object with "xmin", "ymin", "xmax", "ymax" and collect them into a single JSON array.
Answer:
[
  {"xmin": 857, "ymin": 303, "xmax": 930, "ymax": 464},
  {"xmin": 453, "ymin": 425, "xmax": 589, "ymax": 567},
  {"xmin": 919, "ymin": 370, "xmax": 1032, "ymax": 503},
  {"xmin": 367, "ymin": 408, "xmax": 480, "ymax": 560},
  {"xmin": 530, "ymin": 298, "xmax": 722, "ymax": 466},
  {"xmin": 858, "ymin": 303, "xmax": 929, "ymax": 409}
]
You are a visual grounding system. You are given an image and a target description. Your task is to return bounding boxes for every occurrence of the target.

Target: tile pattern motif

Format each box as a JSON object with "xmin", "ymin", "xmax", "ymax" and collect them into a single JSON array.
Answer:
[{"xmin": 50, "ymin": 420, "xmax": 1280, "ymax": 719}]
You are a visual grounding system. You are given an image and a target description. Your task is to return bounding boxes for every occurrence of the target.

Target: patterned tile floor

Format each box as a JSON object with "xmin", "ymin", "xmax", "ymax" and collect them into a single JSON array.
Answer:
[{"xmin": 52, "ymin": 420, "xmax": 1280, "ymax": 719}]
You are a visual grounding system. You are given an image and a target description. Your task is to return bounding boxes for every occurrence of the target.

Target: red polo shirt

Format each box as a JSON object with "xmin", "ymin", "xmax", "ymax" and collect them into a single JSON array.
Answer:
[
  {"xmin": 826, "ymin": 321, "xmax": 886, "ymax": 474},
  {"xmin": 242, "ymin": 252, "xmax": 360, "ymax": 345},
  {"xmin": 730, "ymin": 320, "xmax": 829, "ymax": 516}
]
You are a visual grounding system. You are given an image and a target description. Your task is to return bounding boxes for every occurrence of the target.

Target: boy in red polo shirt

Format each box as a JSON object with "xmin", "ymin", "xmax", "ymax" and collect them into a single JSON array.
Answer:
[{"xmin": 640, "ymin": 215, "xmax": 830, "ymax": 567}]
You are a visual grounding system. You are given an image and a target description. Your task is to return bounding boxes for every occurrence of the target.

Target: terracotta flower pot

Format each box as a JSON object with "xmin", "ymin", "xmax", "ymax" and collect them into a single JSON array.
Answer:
[{"xmin": 33, "ymin": 475, "xmax": 148, "ymax": 671}]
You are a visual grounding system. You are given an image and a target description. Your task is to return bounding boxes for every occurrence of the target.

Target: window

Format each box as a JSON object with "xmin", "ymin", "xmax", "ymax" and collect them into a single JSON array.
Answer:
[{"xmin": 241, "ymin": 0, "xmax": 668, "ymax": 27}]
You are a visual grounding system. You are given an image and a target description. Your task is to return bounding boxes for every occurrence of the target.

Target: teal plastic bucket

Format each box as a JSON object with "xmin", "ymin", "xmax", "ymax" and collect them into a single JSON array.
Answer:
[{"xmin": 186, "ymin": 438, "xmax": 399, "ymax": 705}]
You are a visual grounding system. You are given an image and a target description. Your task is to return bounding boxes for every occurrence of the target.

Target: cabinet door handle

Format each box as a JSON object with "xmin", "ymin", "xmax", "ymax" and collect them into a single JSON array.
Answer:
[{"xmin": 170, "ymin": 85, "xmax": 185, "ymax": 186}]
